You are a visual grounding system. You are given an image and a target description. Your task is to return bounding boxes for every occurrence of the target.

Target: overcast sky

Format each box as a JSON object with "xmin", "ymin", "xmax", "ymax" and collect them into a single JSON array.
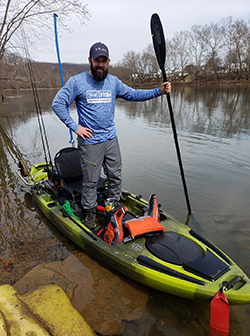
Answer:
[{"xmin": 31, "ymin": 0, "xmax": 250, "ymax": 65}]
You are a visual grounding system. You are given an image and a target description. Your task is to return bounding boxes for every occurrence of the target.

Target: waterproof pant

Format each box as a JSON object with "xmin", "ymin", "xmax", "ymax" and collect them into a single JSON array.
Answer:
[{"xmin": 78, "ymin": 136, "xmax": 122, "ymax": 210}]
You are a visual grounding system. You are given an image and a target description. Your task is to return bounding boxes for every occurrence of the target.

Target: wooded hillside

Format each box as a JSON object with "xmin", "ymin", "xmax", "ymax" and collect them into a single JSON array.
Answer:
[{"xmin": 0, "ymin": 52, "xmax": 90, "ymax": 90}]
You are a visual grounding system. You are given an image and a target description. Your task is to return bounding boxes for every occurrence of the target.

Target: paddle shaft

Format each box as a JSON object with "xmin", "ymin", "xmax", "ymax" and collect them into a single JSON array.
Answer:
[
  {"xmin": 166, "ymin": 85, "xmax": 192, "ymax": 215},
  {"xmin": 151, "ymin": 13, "xmax": 192, "ymax": 215}
]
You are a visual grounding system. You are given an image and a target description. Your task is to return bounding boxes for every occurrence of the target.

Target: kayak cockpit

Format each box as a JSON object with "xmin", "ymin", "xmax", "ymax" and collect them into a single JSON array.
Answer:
[{"xmin": 146, "ymin": 232, "xmax": 231, "ymax": 281}]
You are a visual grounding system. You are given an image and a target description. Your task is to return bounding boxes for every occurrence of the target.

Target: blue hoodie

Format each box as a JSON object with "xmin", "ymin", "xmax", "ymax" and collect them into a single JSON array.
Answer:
[{"xmin": 52, "ymin": 71, "xmax": 162, "ymax": 144}]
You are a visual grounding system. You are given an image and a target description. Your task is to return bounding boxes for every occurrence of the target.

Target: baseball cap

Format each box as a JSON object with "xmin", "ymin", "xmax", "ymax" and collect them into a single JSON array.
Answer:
[{"xmin": 89, "ymin": 42, "xmax": 109, "ymax": 59}]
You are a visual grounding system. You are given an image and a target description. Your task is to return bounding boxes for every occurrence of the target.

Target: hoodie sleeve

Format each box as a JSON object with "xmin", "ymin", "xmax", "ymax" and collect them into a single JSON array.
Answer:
[
  {"xmin": 52, "ymin": 77, "xmax": 79, "ymax": 133},
  {"xmin": 115, "ymin": 77, "xmax": 162, "ymax": 101}
]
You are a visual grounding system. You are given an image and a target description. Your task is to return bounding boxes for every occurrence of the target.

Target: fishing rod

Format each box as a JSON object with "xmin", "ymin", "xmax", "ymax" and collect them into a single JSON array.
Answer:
[
  {"xmin": 150, "ymin": 13, "xmax": 198, "ymax": 226},
  {"xmin": 0, "ymin": 118, "xmax": 29, "ymax": 175},
  {"xmin": 53, "ymin": 13, "xmax": 74, "ymax": 145},
  {"xmin": 21, "ymin": 27, "xmax": 53, "ymax": 166}
]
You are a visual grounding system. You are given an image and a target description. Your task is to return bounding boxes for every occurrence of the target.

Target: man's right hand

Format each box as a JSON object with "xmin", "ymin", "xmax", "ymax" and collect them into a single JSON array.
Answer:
[{"xmin": 75, "ymin": 125, "xmax": 93, "ymax": 140}]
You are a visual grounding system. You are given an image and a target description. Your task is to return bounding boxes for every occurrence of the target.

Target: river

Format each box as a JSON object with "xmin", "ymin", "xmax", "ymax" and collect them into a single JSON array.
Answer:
[{"xmin": 0, "ymin": 84, "xmax": 249, "ymax": 335}]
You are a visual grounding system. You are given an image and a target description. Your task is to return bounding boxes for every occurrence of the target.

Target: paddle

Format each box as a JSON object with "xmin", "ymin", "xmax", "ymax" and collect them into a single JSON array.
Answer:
[
  {"xmin": 151, "ymin": 14, "xmax": 232, "ymax": 335},
  {"xmin": 150, "ymin": 13, "xmax": 196, "ymax": 226}
]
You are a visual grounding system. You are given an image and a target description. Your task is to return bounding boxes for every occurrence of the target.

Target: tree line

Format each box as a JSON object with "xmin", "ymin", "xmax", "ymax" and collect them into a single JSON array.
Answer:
[
  {"xmin": 0, "ymin": 15, "xmax": 249, "ymax": 92},
  {"xmin": 117, "ymin": 16, "xmax": 250, "ymax": 83}
]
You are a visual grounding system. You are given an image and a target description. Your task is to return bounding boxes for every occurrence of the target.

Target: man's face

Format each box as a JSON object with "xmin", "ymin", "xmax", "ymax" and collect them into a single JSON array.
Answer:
[{"xmin": 89, "ymin": 56, "xmax": 110, "ymax": 81}]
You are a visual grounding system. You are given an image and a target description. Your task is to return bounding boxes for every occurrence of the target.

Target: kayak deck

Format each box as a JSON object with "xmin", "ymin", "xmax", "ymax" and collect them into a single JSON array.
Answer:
[{"xmin": 29, "ymin": 166, "xmax": 250, "ymax": 305}]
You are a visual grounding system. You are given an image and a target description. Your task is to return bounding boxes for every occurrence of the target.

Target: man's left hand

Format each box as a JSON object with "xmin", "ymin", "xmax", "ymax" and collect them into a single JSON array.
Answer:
[{"xmin": 160, "ymin": 82, "xmax": 171, "ymax": 95}]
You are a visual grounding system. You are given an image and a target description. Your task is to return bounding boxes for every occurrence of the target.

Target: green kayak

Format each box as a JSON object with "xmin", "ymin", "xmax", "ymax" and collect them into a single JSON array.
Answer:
[{"xmin": 18, "ymin": 147, "xmax": 250, "ymax": 306}]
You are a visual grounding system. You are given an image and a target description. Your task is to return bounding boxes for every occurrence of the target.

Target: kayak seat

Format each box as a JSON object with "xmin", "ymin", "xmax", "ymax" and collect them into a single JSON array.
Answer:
[
  {"xmin": 54, "ymin": 147, "xmax": 107, "ymax": 195},
  {"xmin": 146, "ymin": 232, "xmax": 230, "ymax": 281},
  {"xmin": 55, "ymin": 147, "xmax": 83, "ymax": 194}
]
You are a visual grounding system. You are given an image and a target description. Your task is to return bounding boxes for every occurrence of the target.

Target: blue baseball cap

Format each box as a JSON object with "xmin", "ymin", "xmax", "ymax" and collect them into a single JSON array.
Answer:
[{"xmin": 89, "ymin": 42, "xmax": 109, "ymax": 59}]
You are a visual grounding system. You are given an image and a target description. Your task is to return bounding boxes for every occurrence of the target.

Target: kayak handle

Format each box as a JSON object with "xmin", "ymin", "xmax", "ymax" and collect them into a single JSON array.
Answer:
[{"xmin": 222, "ymin": 275, "xmax": 244, "ymax": 292}]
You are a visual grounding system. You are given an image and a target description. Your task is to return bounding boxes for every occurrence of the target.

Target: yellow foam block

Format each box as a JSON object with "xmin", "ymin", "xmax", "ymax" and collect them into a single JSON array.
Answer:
[
  {"xmin": 0, "ymin": 310, "xmax": 7, "ymax": 335},
  {"xmin": 0, "ymin": 284, "xmax": 50, "ymax": 335},
  {"xmin": 19, "ymin": 284, "xmax": 95, "ymax": 336}
]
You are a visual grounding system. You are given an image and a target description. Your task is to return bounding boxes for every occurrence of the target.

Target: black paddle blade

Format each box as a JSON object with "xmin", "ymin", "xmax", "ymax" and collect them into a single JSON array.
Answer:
[
  {"xmin": 150, "ymin": 13, "xmax": 166, "ymax": 77},
  {"xmin": 185, "ymin": 213, "xmax": 201, "ymax": 231}
]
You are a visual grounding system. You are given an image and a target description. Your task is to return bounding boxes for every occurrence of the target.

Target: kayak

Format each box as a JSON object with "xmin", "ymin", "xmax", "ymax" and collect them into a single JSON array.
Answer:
[{"xmin": 18, "ymin": 146, "xmax": 250, "ymax": 305}]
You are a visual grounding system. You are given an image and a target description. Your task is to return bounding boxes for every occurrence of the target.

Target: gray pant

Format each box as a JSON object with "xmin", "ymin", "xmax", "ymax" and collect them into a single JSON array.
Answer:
[{"xmin": 78, "ymin": 136, "xmax": 122, "ymax": 210}]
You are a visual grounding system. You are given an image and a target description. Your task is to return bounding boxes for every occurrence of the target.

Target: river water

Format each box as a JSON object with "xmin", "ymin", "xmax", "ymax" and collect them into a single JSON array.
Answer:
[{"xmin": 0, "ymin": 85, "xmax": 250, "ymax": 335}]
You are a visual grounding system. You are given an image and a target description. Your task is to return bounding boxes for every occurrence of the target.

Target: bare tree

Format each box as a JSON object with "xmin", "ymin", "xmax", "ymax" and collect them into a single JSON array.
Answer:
[
  {"xmin": 230, "ymin": 19, "xmax": 249, "ymax": 79},
  {"xmin": 164, "ymin": 38, "xmax": 172, "ymax": 76},
  {"xmin": 139, "ymin": 44, "xmax": 159, "ymax": 79},
  {"xmin": 187, "ymin": 25, "xmax": 207, "ymax": 79},
  {"xmin": 0, "ymin": 50, "xmax": 27, "ymax": 89},
  {"xmin": 171, "ymin": 30, "xmax": 189, "ymax": 77},
  {"xmin": 0, "ymin": 0, "xmax": 90, "ymax": 60},
  {"xmin": 223, "ymin": 16, "xmax": 235, "ymax": 78},
  {"xmin": 201, "ymin": 21, "xmax": 225, "ymax": 79},
  {"xmin": 245, "ymin": 23, "xmax": 250, "ymax": 79},
  {"xmin": 121, "ymin": 50, "xmax": 141, "ymax": 80},
  {"xmin": 167, "ymin": 38, "xmax": 179, "ymax": 80}
]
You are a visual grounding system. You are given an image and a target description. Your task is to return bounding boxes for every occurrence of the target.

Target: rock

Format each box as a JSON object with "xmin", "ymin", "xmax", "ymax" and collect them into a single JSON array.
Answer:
[
  {"xmin": 13, "ymin": 263, "xmax": 78, "ymax": 300},
  {"xmin": 14, "ymin": 251, "xmax": 149, "ymax": 335}
]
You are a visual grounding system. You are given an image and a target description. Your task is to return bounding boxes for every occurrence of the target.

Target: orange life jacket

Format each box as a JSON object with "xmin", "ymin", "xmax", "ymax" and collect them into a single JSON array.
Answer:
[
  {"xmin": 124, "ymin": 216, "xmax": 164, "ymax": 239},
  {"xmin": 103, "ymin": 194, "xmax": 164, "ymax": 245},
  {"xmin": 103, "ymin": 207, "xmax": 128, "ymax": 245}
]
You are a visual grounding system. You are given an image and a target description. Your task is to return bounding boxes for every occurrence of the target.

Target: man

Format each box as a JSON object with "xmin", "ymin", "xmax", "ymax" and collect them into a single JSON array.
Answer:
[{"xmin": 52, "ymin": 42, "xmax": 171, "ymax": 229}]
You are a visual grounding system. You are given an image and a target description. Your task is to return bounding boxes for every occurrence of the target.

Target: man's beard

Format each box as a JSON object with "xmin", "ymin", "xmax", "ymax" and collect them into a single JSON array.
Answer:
[{"xmin": 90, "ymin": 62, "xmax": 108, "ymax": 81}]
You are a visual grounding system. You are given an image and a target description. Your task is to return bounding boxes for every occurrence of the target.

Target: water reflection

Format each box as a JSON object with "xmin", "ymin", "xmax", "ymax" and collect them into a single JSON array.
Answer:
[
  {"xmin": 123, "ymin": 85, "xmax": 250, "ymax": 140},
  {"xmin": 0, "ymin": 118, "xmax": 73, "ymax": 285},
  {"xmin": 1, "ymin": 85, "xmax": 249, "ymax": 141}
]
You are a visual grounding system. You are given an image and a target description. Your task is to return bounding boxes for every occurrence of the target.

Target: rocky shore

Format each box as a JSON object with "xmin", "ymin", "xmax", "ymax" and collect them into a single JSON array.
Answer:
[{"xmin": 1, "ymin": 250, "xmax": 149, "ymax": 336}]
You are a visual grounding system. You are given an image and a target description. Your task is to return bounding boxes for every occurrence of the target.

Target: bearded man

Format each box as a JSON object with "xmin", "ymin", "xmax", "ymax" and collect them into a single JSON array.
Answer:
[{"xmin": 52, "ymin": 42, "xmax": 171, "ymax": 229}]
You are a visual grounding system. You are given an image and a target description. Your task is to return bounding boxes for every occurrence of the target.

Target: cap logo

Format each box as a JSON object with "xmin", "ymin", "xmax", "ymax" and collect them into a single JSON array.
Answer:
[{"xmin": 95, "ymin": 47, "xmax": 107, "ymax": 52}]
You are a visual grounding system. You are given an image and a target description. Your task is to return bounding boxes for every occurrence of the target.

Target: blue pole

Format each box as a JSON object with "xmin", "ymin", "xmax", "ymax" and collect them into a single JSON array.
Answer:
[{"xmin": 53, "ymin": 13, "xmax": 74, "ymax": 145}]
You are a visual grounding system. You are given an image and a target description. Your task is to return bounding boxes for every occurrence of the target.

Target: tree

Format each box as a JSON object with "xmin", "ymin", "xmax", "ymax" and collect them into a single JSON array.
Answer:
[
  {"xmin": 0, "ymin": 50, "xmax": 27, "ymax": 89},
  {"xmin": 245, "ymin": 23, "xmax": 250, "ymax": 80},
  {"xmin": 223, "ymin": 16, "xmax": 235, "ymax": 78},
  {"xmin": 230, "ymin": 19, "xmax": 249, "ymax": 79},
  {"xmin": 138, "ymin": 44, "xmax": 159, "ymax": 79},
  {"xmin": 0, "ymin": 0, "xmax": 90, "ymax": 60},
  {"xmin": 171, "ymin": 30, "xmax": 189, "ymax": 77},
  {"xmin": 187, "ymin": 25, "xmax": 207, "ymax": 79},
  {"xmin": 120, "ymin": 50, "xmax": 140, "ymax": 80},
  {"xmin": 201, "ymin": 21, "xmax": 225, "ymax": 79}
]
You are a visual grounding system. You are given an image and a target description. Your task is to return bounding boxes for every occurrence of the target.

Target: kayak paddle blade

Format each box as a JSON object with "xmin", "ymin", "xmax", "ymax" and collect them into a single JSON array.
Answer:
[{"xmin": 150, "ymin": 13, "xmax": 166, "ymax": 80}]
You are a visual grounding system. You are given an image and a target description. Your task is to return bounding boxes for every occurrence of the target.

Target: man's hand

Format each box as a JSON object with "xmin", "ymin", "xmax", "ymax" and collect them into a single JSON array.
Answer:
[
  {"xmin": 160, "ymin": 81, "xmax": 171, "ymax": 95},
  {"xmin": 75, "ymin": 125, "xmax": 93, "ymax": 140}
]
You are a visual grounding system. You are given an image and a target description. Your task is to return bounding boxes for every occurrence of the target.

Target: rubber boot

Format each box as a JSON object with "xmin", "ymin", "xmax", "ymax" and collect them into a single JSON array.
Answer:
[{"xmin": 84, "ymin": 208, "xmax": 96, "ymax": 229}]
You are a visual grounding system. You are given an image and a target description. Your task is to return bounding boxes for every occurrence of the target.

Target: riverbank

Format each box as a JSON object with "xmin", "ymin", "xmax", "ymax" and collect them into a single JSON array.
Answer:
[
  {"xmin": 1, "ymin": 76, "xmax": 249, "ymax": 96},
  {"xmin": 125, "ymin": 76, "xmax": 250, "ymax": 89}
]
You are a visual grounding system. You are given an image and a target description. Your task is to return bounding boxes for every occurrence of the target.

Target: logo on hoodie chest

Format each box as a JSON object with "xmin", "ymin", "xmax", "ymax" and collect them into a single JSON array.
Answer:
[{"xmin": 87, "ymin": 90, "xmax": 112, "ymax": 103}]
